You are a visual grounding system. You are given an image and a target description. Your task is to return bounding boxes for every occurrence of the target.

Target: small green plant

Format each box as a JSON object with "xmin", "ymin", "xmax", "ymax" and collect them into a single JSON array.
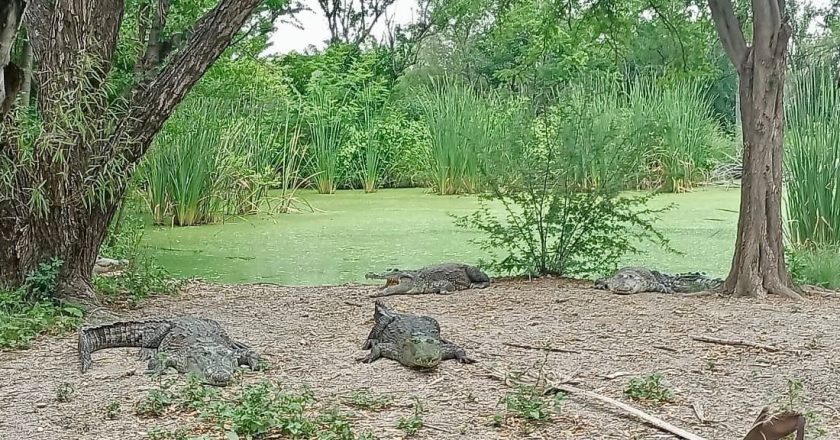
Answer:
[
  {"xmin": 775, "ymin": 377, "xmax": 828, "ymax": 439},
  {"xmin": 343, "ymin": 390, "xmax": 393, "ymax": 411},
  {"xmin": 146, "ymin": 426, "xmax": 191, "ymax": 440},
  {"xmin": 178, "ymin": 374, "xmax": 221, "ymax": 411},
  {"xmin": 104, "ymin": 400, "xmax": 121, "ymax": 420},
  {"xmin": 397, "ymin": 399, "xmax": 425, "ymax": 436},
  {"xmin": 55, "ymin": 382, "xmax": 75, "ymax": 402},
  {"xmin": 0, "ymin": 261, "xmax": 84, "ymax": 349},
  {"xmin": 502, "ymin": 385, "xmax": 565, "ymax": 422},
  {"xmin": 135, "ymin": 388, "xmax": 174, "ymax": 418},
  {"xmin": 625, "ymin": 373, "xmax": 673, "ymax": 405}
]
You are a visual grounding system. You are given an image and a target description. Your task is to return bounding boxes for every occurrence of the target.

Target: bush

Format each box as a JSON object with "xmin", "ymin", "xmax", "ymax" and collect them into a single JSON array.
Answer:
[
  {"xmin": 0, "ymin": 259, "xmax": 84, "ymax": 349},
  {"xmin": 625, "ymin": 76, "xmax": 732, "ymax": 192},
  {"xmin": 95, "ymin": 190, "xmax": 180, "ymax": 304},
  {"xmin": 456, "ymin": 84, "xmax": 673, "ymax": 278},
  {"xmin": 787, "ymin": 245, "xmax": 840, "ymax": 290}
]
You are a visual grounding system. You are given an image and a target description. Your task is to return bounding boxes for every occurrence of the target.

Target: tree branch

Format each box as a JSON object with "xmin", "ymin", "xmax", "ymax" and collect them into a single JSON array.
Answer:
[
  {"xmin": 111, "ymin": 0, "xmax": 263, "ymax": 167},
  {"xmin": 707, "ymin": 0, "xmax": 748, "ymax": 68}
]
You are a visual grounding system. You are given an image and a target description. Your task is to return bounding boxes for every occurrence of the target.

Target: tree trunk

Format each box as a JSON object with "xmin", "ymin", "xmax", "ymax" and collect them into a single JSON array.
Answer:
[
  {"xmin": 19, "ymin": 33, "xmax": 32, "ymax": 108},
  {"xmin": 0, "ymin": 0, "xmax": 265, "ymax": 302},
  {"xmin": 708, "ymin": 0, "xmax": 802, "ymax": 300}
]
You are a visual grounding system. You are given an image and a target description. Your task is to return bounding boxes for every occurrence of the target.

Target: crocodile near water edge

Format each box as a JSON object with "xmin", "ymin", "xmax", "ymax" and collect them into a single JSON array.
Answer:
[
  {"xmin": 594, "ymin": 266, "xmax": 723, "ymax": 295},
  {"xmin": 365, "ymin": 262, "xmax": 491, "ymax": 297}
]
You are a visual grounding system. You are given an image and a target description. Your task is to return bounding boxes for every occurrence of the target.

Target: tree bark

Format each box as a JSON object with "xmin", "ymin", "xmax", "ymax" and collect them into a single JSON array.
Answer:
[
  {"xmin": 0, "ymin": 0, "xmax": 264, "ymax": 301},
  {"xmin": 19, "ymin": 30, "xmax": 32, "ymax": 108},
  {"xmin": 708, "ymin": 0, "xmax": 801, "ymax": 300}
]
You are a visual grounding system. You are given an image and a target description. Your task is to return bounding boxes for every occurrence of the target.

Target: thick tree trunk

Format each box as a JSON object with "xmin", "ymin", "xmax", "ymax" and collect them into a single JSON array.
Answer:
[
  {"xmin": 724, "ymin": 54, "xmax": 799, "ymax": 299},
  {"xmin": 0, "ymin": 0, "xmax": 265, "ymax": 302},
  {"xmin": 709, "ymin": 0, "xmax": 801, "ymax": 300}
]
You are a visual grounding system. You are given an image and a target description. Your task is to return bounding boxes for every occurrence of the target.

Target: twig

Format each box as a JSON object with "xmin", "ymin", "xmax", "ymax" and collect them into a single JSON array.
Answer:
[
  {"xmin": 690, "ymin": 335, "xmax": 782, "ymax": 352},
  {"xmin": 601, "ymin": 371, "xmax": 636, "ymax": 380},
  {"xmin": 502, "ymin": 342, "xmax": 581, "ymax": 354},
  {"xmin": 691, "ymin": 401, "xmax": 708, "ymax": 423},
  {"xmin": 654, "ymin": 345, "xmax": 679, "ymax": 353},
  {"xmin": 424, "ymin": 423, "xmax": 453, "ymax": 434},
  {"xmin": 343, "ymin": 301, "xmax": 363, "ymax": 307},
  {"xmin": 484, "ymin": 365, "xmax": 707, "ymax": 440}
]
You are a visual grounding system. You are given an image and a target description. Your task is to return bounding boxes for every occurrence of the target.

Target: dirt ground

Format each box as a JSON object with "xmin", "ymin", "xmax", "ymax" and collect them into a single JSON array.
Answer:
[{"xmin": 1, "ymin": 278, "xmax": 839, "ymax": 440}]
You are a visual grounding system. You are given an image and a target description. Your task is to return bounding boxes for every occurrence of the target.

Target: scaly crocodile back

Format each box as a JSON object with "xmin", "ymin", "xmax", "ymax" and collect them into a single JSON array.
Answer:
[{"xmin": 78, "ymin": 319, "xmax": 174, "ymax": 372}]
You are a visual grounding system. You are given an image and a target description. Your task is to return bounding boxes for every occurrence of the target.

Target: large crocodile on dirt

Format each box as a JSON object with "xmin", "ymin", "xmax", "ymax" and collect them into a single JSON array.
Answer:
[
  {"xmin": 78, "ymin": 316, "xmax": 263, "ymax": 386},
  {"xmin": 594, "ymin": 266, "xmax": 723, "ymax": 294},
  {"xmin": 365, "ymin": 263, "xmax": 491, "ymax": 297},
  {"xmin": 359, "ymin": 300, "xmax": 475, "ymax": 369}
]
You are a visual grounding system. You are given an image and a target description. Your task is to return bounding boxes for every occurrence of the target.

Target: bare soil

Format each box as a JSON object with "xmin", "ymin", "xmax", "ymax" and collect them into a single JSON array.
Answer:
[{"xmin": 1, "ymin": 279, "xmax": 839, "ymax": 440}]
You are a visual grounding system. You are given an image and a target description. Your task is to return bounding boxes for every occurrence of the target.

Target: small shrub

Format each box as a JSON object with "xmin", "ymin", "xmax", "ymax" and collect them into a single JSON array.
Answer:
[
  {"xmin": 456, "ymin": 88, "xmax": 673, "ymax": 278},
  {"xmin": 56, "ymin": 382, "xmax": 75, "ymax": 402},
  {"xmin": 397, "ymin": 399, "xmax": 424, "ymax": 436},
  {"xmin": 135, "ymin": 389, "xmax": 174, "ymax": 418},
  {"xmin": 0, "ymin": 261, "xmax": 84, "ymax": 349},
  {"xmin": 103, "ymin": 400, "xmax": 121, "ymax": 420},
  {"xmin": 774, "ymin": 377, "xmax": 828, "ymax": 439},
  {"xmin": 625, "ymin": 373, "xmax": 673, "ymax": 405},
  {"xmin": 502, "ymin": 385, "xmax": 565, "ymax": 422}
]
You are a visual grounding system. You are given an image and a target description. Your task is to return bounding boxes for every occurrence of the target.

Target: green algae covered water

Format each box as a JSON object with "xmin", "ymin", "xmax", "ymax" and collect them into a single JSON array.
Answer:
[{"xmin": 141, "ymin": 187, "xmax": 741, "ymax": 286}]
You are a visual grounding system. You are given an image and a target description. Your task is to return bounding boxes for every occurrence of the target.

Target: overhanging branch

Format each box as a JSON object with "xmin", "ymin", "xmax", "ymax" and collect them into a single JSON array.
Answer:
[
  {"xmin": 111, "ymin": 0, "xmax": 263, "ymax": 167},
  {"xmin": 708, "ymin": 0, "xmax": 748, "ymax": 69}
]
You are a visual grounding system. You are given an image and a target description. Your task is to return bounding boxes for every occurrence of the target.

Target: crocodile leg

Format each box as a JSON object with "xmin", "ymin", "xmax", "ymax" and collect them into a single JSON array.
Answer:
[
  {"xmin": 359, "ymin": 342, "xmax": 398, "ymax": 363},
  {"xmin": 470, "ymin": 281, "xmax": 490, "ymax": 289},
  {"xmin": 465, "ymin": 266, "xmax": 491, "ymax": 288},
  {"xmin": 234, "ymin": 348, "xmax": 263, "ymax": 370},
  {"xmin": 440, "ymin": 340, "xmax": 475, "ymax": 364},
  {"xmin": 433, "ymin": 280, "xmax": 457, "ymax": 295},
  {"xmin": 361, "ymin": 314, "xmax": 394, "ymax": 349}
]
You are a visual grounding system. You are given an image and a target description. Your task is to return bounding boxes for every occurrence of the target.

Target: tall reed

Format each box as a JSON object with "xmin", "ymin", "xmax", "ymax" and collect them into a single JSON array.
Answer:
[
  {"xmin": 785, "ymin": 61, "xmax": 840, "ymax": 247},
  {"xmin": 354, "ymin": 87, "xmax": 388, "ymax": 193},
  {"xmin": 625, "ymin": 76, "xmax": 731, "ymax": 192},
  {"xmin": 307, "ymin": 90, "xmax": 348, "ymax": 194},
  {"xmin": 416, "ymin": 78, "xmax": 495, "ymax": 195}
]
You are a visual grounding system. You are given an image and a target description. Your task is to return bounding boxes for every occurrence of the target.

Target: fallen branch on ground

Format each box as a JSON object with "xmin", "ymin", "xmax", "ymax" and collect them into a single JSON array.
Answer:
[
  {"xmin": 483, "ymin": 365, "xmax": 707, "ymax": 440},
  {"xmin": 503, "ymin": 342, "xmax": 581, "ymax": 354},
  {"xmin": 690, "ymin": 335, "xmax": 782, "ymax": 352}
]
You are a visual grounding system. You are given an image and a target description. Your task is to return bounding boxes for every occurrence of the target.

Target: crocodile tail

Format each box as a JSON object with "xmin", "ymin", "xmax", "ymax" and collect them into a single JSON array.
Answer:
[
  {"xmin": 78, "ymin": 319, "xmax": 172, "ymax": 372},
  {"xmin": 373, "ymin": 300, "xmax": 395, "ymax": 319}
]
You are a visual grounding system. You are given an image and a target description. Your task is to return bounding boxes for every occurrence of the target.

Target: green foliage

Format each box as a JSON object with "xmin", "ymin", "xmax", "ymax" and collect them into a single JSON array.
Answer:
[
  {"xmin": 136, "ymin": 379, "xmax": 373, "ymax": 439},
  {"xmin": 501, "ymin": 385, "xmax": 565, "ymax": 422},
  {"xmin": 103, "ymin": 400, "xmax": 122, "ymax": 420},
  {"xmin": 785, "ymin": 60, "xmax": 840, "ymax": 247},
  {"xmin": 139, "ymin": 95, "xmax": 310, "ymax": 225},
  {"xmin": 625, "ymin": 76, "xmax": 732, "ymax": 192},
  {"xmin": 0, "ymin": 260, "xmax": 83, "ymax": 349},
  {"xmin": 306, "ymin": 89, "xmax": 349, "ymax": 194},
  {"xmin": 95, "ymin": 191, "xmax": 180, "ymax": 304},
  {"xmin": 396, "ymin": 399, "xmax": 424, "ymax": 436},
  {"xmin": 787, "ymin": 245, "xmax": 840, "ymax": 290},
  {"xmin": 415, "ymin": 78, "xmax": 499, "ymax": 195},
  {"xmin": 456, "ymin": 86, "xmax": 673, "ymax": 278},
  {"xmin": 625, "ymin": 373, "xmax": 673, "ymax": 406},
  {"xmin": 774, "ymin": 377, "xmax": 828, "ymax": 439},
  {"xmin": 56, "ymin": 382, "xmax": 75, "ymax": 403}
]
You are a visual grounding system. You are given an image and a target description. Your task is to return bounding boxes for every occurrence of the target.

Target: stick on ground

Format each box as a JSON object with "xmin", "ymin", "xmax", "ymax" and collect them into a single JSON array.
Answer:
[
  {"xmin": 484, "ymin": 366, "xmax": 707, "ymax": 440},
  {"xmin": 690, "ymin": 335, "xmax": 782, "ymax": 352},
  {"xmin": 502, "ymin": 342, "xmax": 581, "ymax": 354}
]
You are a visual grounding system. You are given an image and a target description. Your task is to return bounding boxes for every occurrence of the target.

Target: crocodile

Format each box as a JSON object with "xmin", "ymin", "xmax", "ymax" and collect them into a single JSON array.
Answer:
[
  {"xmin": 359, "ymin": 300, "xmax": 475, "ymax": 368},
  {"xmin": 78, "ymin": 316, "xmax": 262, "ymax": 386},
  {"xmin": 365, "ymin": 263, "xmax": 491, "ymax": 297},
  {"xmin": 593, "ymin": 266, "xmax": 723, "ymax": 295}
]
